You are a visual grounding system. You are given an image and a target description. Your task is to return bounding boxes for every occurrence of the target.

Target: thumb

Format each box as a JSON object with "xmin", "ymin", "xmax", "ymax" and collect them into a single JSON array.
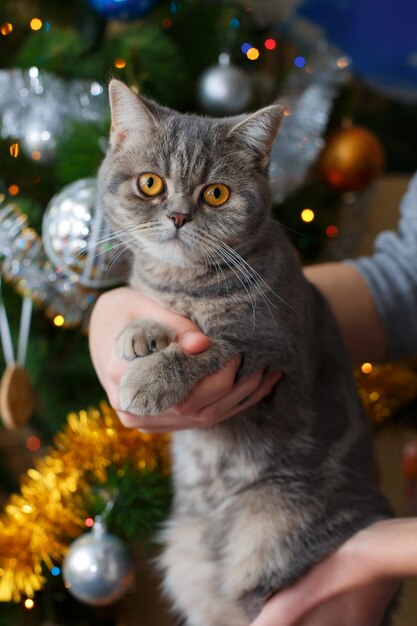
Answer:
[{"xmin": 177, "ymin": 328, "xmax": 211, "ymax": 354}]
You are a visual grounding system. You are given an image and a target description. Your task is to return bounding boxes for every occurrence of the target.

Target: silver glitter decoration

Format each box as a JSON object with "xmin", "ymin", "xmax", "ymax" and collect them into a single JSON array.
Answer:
[
  {"xmin": 42, "ymin": 178, "xmax": 128, "ymax": 289},
  {"xmin": 0, "ymin": 68, "xmax": 107, "ymax": 163},
  {"xmin": 63, "ymin": 518, "xmax": 134, "ymax": 606},
  {"xmin": 197, "ymin": 53, "xmax": 252, "ymax": 115},
  {"xmin": 269, "ymin": 47, "xmax": 351, "ymax": 203}
]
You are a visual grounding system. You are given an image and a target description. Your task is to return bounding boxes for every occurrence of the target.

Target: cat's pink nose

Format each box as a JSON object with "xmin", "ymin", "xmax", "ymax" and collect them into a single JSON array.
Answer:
[{"xmin": 168, "ymin": 212, "xmax": 191, "ymax": 229}]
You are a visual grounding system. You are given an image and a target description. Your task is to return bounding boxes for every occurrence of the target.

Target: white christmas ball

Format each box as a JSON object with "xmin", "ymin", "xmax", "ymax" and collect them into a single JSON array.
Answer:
[
  {"xmin": 42, "ymin": 178, "xmax": 129, "ymax": 288},
  {"xmin": 63, "ymin": 529, "xmax": 134, "ymax": 606},
  {"xmin": 197, "ymin": 60, "xmax": 252, "ymax": 115}
]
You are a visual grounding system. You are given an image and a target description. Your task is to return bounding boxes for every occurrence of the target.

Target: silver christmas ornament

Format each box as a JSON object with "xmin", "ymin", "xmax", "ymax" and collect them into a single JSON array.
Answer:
[
  {"xmin": 197, "ymin": 53, "xmax": 252, "ymax": 115},
  {"xmin": 42, "ymin": 178, "xmax": 129, "ymax": 289},
  {"xmin": 63, "ymin": 518, "xmax": 134, "ymax": 606}
]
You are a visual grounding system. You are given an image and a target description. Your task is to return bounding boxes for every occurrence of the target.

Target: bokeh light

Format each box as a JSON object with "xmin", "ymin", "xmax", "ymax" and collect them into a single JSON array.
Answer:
[
  {"xmin": 247, "ymin": 47, "xmax": 260, "ymax": 61},
  {"xmin": 326, "ymin": 225, "xmax": 339, "ymax": 238},
  {"xmin": 0, "ymin": 23, "xmax": 13, "ymax": 35},
  {"xmin": 294, "ymin": 56, "xmax": 306, "ymax": 68},
  {"xmin": 241, "ymin": 42, "xmax": 252, "ymax": 54},
  {"xmin": 26, "ymin": 436, "xmax": 41, "ymax": 452},
  {"xmin": 30, "ymin": 18, "xmax": 43, "ymax": 31},
  {"xmin": 53, "ymin": 314, "xmax": 65, "ymax": 327},
  {"xmin": 361, "ymin": 362, "xmax": 373, "ymax": 374},
  {"xmin": 114, "ymin": 58, "xmax": 126, "ymax": 69},
  {"xmin": 264, "ymin": 38, "xmax": 277, "ymax": 50},
  {"xmin": 9, "ymin": 143, "xmax": 19, "ymax": 158},
  {"xmin": 8, "ymin": 184, "xmax": 19, "ymax": 196},
  {"xmin": 301, "ymin": 208, "xmax": 315, "ymax": 222}
]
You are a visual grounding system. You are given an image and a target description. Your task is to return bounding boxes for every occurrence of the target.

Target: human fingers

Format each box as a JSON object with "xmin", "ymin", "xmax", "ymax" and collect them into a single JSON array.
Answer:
[
  {"xmin": 112, "ymin": 357, "xmax": 242, "ymax": 432},
  {"xmin": 136, "ymin": 368, "xmax": 283, "ymax": 433},
  {"xmin": 191, "ymin": 369, "xmax": 283, "ymax": 428}
]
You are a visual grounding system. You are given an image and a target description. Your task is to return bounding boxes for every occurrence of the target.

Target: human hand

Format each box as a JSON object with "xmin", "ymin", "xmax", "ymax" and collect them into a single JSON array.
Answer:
[
  {"xmin": 250, "ymin": 519, "xmax": 405, "ymax": 626},
  {"xmin": 88, "ymin": 287, "xmax": 282, "ymax": 432}
]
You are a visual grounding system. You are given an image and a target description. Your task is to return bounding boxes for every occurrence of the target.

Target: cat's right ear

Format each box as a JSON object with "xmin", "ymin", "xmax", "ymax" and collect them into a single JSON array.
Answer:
[{"xmin": 108, "ymin": 79, "xmax": 156, "ymax": 150}]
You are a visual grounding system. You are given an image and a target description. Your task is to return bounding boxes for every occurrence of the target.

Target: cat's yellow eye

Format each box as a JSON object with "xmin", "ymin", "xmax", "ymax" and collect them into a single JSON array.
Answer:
[
  {"xmin": 203, "ymin": 183, "xmax": 230, "ymax": 207},
  {"xmin": 138, "ymin": 173, "xmax": 165, "ymax": 197}
]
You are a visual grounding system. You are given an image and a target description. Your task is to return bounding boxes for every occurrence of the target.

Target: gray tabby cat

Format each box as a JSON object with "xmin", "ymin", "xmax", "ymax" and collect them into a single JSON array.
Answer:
[{"xmin": 98, "ymin": 79, "xmax": 393, "ymax": 626}]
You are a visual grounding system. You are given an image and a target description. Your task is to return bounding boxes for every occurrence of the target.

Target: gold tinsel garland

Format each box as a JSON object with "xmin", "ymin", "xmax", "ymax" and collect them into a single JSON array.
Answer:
[{"xmin": 0, "ymin": 402, "xmax": 170, "ymax": 603}]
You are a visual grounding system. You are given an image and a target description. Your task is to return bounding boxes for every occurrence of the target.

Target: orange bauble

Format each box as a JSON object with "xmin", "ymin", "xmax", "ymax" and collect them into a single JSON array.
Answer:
[{"xmin": 320, "ymin": 126, "xmax": 385, "ymax": 192}]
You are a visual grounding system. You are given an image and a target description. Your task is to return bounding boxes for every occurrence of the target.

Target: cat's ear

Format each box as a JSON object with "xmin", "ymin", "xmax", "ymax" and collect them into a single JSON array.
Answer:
[
  {"xmin": 108, "ymin": 79, "xmax": 157, "ymax": 149},
  {"xmin": 228, "ymin": 103, "xmax": 283, "ymax": 163}
]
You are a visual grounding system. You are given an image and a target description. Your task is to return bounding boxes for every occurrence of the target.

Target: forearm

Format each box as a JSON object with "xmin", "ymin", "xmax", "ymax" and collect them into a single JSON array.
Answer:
[
  {"xmin": 351, "ymin": 518, "xmax": 417, "ymax": 581},
  {"xmin": 304, "ymin": 262, "xmax": 387, "ymax": 366}
]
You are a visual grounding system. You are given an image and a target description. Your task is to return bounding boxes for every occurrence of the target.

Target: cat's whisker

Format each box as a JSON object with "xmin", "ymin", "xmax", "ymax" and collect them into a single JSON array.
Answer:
[
  {"xmin": 202, "ymin": 232, "xmax": 278, "ymax": 321},
  {"xmin": 195, "ymin": 236, "xmax": 228, "ymax": 297},
  {"xmin": 213, "ymin": 236, "xmax": 295, "ymax": 312},
  {"xmin": 199, "ymin": 236, "xmax": 257, "ymax": 332}
]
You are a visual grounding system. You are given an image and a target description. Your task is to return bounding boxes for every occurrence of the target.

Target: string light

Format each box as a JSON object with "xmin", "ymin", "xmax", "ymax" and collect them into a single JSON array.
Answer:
[
  {"xmin": 26, "ymin": 436, "xmax": 41, "ymax": 452},
  {"xmin": 361, "ymin": 362, "xmax": 373, "ymax": 374},
  {"xmin": 24, "ymin": 599, "xmax": 34, "ymax": 610},
  {"xmin": 8, "ymin": 184, "xmax": 20, "ymax": 196},
  {"xmin": 294, "ymin": 56, "xmax": 306, "ymax": 68},
  {"xmin": 114, "ymin": 58, "xmax": 126, "ymax": 69},
  {"xmin": 241, "ymin": 42, "xmax": 252, "ymax": 54},
  {"xmin": 264, "ymin": 38, "xmax": 277, "ymax": 50},
  {"xmin": 53, "ymin": 314, "xmax": 65, "ymax": 327},
  {"xmin": 30, "ymin": 18, "xmax": 43, "ymax": 31},
  {"xmin": 0, "ymin": 23, "xmax": 13, "ymax": 35},
  {"xmin": 31, "ymin": 150, "xmax": 42, "ymax": 161},
  {"xmin": 9, "ymin": 143, "xmax": 19, "ymax": 158},
  {"xmin": 247, "ymin": 47, "xmax": 260, "ymax": 61},
  {"xmin": 85, "ymin": 517, "xmax": 95, "ymax": 528},
  {"xmin": 301, "ymin": 208, "xmax": 315, "ymax": 222},
  {"xmin": 326, "ymin": 225, "xmax": 339, "ymax": 238},
  {"xmin": 51, "ymin": 566, "xmax": 61, "ymax": 576}
]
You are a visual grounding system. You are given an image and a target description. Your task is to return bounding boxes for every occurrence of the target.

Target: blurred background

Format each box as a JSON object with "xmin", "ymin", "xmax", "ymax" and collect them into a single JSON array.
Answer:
[{"xmin": 0, "ymin": 1, "xmax": 417, "ymax": 624}]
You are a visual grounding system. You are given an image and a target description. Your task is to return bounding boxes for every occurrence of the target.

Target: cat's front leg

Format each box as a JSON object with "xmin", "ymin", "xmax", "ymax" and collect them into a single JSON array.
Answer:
[{"xmin": 117, "ymin": 322, "xmax": 235, "ymax": 415}]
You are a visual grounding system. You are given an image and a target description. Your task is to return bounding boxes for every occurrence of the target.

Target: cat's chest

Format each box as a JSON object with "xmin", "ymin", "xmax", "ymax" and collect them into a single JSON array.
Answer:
[
  {"xmin": 132, "ymin": 276, "xmax": 241, "ymax": 332},
  {"xmin": 171, "ymin": 430, "xmax": 263, "ymax": 511}
]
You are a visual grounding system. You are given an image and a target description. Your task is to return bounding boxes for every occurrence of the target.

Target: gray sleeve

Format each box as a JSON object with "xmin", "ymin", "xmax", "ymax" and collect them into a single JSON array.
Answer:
[{"xmin": 347, "ymin": 173, "xmax": 417, "ymax": 361}]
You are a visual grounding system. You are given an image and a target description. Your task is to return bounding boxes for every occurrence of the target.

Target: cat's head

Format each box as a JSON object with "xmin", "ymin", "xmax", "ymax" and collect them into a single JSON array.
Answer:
[{"xmin": 98, "ymin": 79, "xmax": 282, "ymax": 268}]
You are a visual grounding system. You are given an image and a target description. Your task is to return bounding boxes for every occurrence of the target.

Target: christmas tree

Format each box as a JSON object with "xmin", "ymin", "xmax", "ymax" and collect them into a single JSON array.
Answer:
[{"xmin": 1, "ymin": 1, "xmax": 417, "ymax": 624}]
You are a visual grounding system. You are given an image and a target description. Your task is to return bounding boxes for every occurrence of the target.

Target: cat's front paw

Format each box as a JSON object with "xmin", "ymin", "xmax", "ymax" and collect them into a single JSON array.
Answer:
[
  {"xmin": 119, "ymin": 348, "xmax": 191, "ymax": 415},
  {"xmin": 116, "ymin": 320, "xmax": 174, "ymax": 361}
]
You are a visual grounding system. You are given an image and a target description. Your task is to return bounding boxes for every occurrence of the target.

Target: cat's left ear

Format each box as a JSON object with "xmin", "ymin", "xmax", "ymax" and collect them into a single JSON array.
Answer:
[{"xmin": 228, "ymin": 103, "xmax": 283, "ymax": 165}]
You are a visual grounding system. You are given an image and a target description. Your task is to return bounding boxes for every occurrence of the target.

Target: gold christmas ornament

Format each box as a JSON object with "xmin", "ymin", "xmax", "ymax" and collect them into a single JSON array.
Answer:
[
  {"xmin": 0, "ymin": 402, "xmax": 170, "ymax": 602},
  {"xmin": 320, "ymin": 126, "xmax": 385, "ymax": 192}
]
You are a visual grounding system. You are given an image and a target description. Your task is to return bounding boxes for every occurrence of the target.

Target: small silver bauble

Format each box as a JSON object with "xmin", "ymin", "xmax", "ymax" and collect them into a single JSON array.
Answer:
[
  {"xmin": 42, "ymin": 178, "xmax": 129, "ymax": 288},
  {"xmin": 197, "ymin": 53, "xmax": 252, "ymax": 115},
  {"xmin": 63, "ymin": 520, "xmax": 134, "ymax": 606}
]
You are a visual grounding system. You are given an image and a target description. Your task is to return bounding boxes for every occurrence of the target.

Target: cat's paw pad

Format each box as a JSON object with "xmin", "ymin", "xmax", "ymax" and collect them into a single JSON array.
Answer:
[
  {"xmin": 116, "ymin": 320, "xmax": 174, "ymax": 361},
  {"xmin": 119, "ymin": 352, "xmax": 187, "ymax": 415}
]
